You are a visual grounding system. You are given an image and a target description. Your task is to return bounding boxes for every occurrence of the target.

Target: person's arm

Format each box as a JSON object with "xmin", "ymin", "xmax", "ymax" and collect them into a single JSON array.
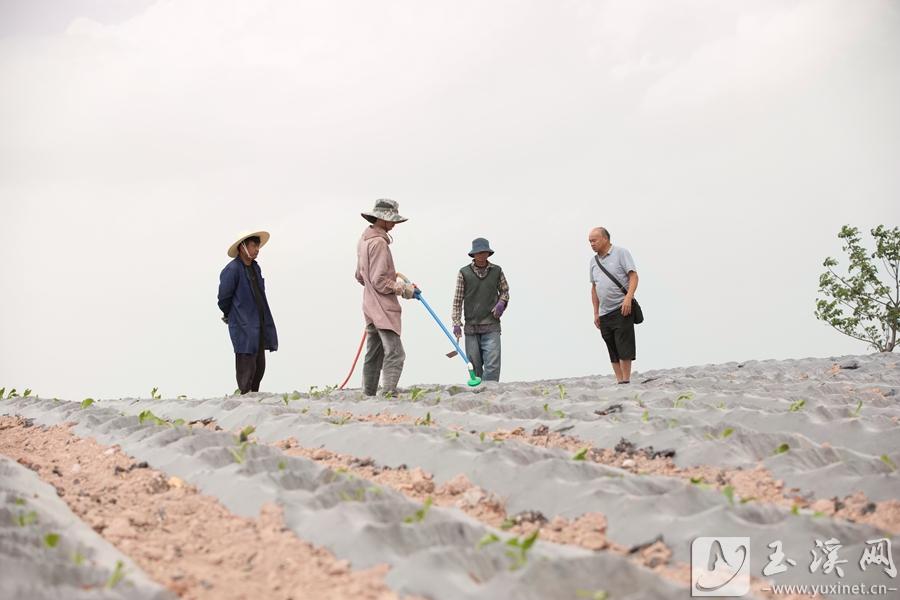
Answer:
[
  {"xmin": 498, "ymin": 272, "xmax": 510, "ymax": 305},
  {"xmin": 591, "ymin": 284, "xmax": 601, "ymax": 329},
  {"xmin": 451, "ymin": 272, "xmax": 465, "ymax": 327},
  {"xmin": 217, "ymin": 266, "xmax": 238, "ymax": 319},
  {"xmin": 368, "ymin": 239, "xmax": 398, "ymax": 295},
  {"xmin": 620, "ymin": 271, "xmax": 639, "ymax": 316}
]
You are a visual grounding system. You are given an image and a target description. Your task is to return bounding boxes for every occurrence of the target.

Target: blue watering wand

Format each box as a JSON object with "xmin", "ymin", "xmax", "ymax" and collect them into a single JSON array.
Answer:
[{"xmin": 413, "ymin": 289, "xmax": 482, "ymax": 388}]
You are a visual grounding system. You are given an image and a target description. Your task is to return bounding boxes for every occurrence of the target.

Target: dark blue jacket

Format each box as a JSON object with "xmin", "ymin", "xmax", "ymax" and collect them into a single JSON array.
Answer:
[{"xmin": 217, "ymin": 258, "xmax": 278, "ymax": 354}]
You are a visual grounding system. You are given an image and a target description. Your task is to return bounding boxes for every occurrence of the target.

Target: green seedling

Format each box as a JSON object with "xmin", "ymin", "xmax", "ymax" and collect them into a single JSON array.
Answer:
[
  {"xmin": 300, "ymin": 407, "xmax": 309, "ymax": 414},
  {"xmin": 572, "ymin": 447, "xmax": 589, "ymax": 461},
  {"xmin": 7, "ymin": 388, "xmax": 19, "ymax": 399},
  {"xmin": 813, "ymin": 511, "xmax": 825, "ymax": 518},
  {"xmin": 172, "ymin": 419, "xmax": 185, "ymax": 427},
  {"xmin": 324, "ymin": 407, "xmax": 332, "ymax": 417},
  {"xmin": 14, "ymin": 498, "xmax": 26, "ymax": 506},
  {"xmin": 277, "ymin": 460, "xmax": 286, "ymax": 471},
  {"xmin": 415, "ymin": 412, "xmax": 433, "ymax": 426},
  {"xmin": 668, "ymin": 418, "xmax": 679, "ymax": 429},
  {"xmin": 558, "ymin": 384, "xmax": 567, "ymax": 400},
  {"xmin": 44, "ymin": 533, "xmax": 60, "ymax": 548},
  {"xmin": 329, "ymin": 415, "xmax": 351, "ymax": 426},
  {"xmin": 339, "ymin": 487, "xmax": 368, "ymax": 502},
  {"xmin": 788, "ymin": 399, "xmax": 806, "ymax": 412},
  {"xmin": 542, "ymin": 403, "xmax": 549, "ymax": 413},
  {"xmin": 138, "ymin": 410, "xmax": 167, "ymax": 427},
  {"xmin": 722, "ymin": 485, "xmax": 735, "ymax": 506},
  {"xmin": 477, "ymin": 533, "xmax": 500, "ymax": 548},
  {"xmin": 576, "ymin": 591, "xmax": 609, "ymax": 600},
  {"xmin": 0, "ymin": 387, "xmax": 4, "ymax": 398},
  {"xmin": 233, "ymin": 388, "xmax": 240, "ymax": 395},
  {"xmin": 177, "ymin": 395, "xmax": 187, "ymax": 400},
  {"xmin": 17, "ymin": 511, "xmax": 38, "ymax": 526},
  {"xmin": 150, "ymin": 387, "xmax": 161, "ymax": 400},
  {"xmin": 715, "ymin": 401, "xmax": 727, "ymax": 410},
  {"xmin": 445, "ymin": 431, "xmax": 460, "ymax": 440},
  {"xmin": 229, "ymin": 442, "xmax": 250, "ymax": 464},
  {"xmin": 504, "ymin": 529, "xmax": 539, "ymax": 571},
  {"xmin": 479, "ymin": 432, "xmax": 486, "ymax": 443},
  {"xmin": 239, "ymin": 426, "xmax": 255, "ymax": 443},
  {"xmin": 881, "ymin": 455, "xmax": 897, "ymax": 471},
  {"xmin": 720, "ymin": 427, "xmax": 734, "ymax": 439},
  {"xmin": 500, "ymin": 518, "xmax": 516, "ymax": 530},
  {"xmin": 105, "ymin": 560, "xmax": 126, "ymax": 589},
  {"xmin": 641, "ymin": 410, "xmax": 649, "ymax": 422},
  {"xmin": 790, "ymin": 504, "xmax": 800, "ymax": 515},
  {"xmin": 282, "ymin": 393, "xmax": 289, "ymax": 406},
  {"xmin": 553, "ymin": 409, "xmax": 565, "ymax": 419},
  {"xmin": 852, "ymin": 400, "xmax": 863, "ymax": 417},
  {"xmin": 291, "ymin": 391, "xmax": 301, "ymax": 401},
  {"xmin": 80, "ymin": 398, "xmax": 94, "ymax": 409},
  {"xmin": 403, "ymin": 497, "xmax": 433, "ymax": 524},
  {"xmin": 774, "ymin": 443, "xmax": 790, "ymax": 455},
  {"xmin": 72, "ymin": 551, "xmax": 85, "ymax": 566},
  {"xmin": 409, "ymin": 387, "xmax": 425, "ymax": 401},
  {"xmin": 23, "ymin": 389, "xmax": 32, "ymax": 398},
  {"xmin": 673, "ymin": 391, "xmax": 693, "ymax": 409},
  {"xmin": 740, "ymin": 496, "xmax": 756, "ymax": 504}
]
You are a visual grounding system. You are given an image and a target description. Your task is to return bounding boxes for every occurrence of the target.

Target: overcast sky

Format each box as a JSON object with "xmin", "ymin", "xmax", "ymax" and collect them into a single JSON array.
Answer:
[{"xmin": 1, "ymin": 0, "xmax": 898, "ymax": 400}]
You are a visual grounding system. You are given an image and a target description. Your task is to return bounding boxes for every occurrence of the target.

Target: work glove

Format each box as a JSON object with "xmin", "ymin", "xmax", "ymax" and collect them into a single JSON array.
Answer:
[
  {"xmin": 394, "ymin": 279, "xmax": 417, "ymax": 299},
  {"xmin": 491, "ymin": 300, "xmax": 507, "ymax": 319},
  {"xmin": 453, "ymin": 325, "xmax": 462, "ymax": 340},
  {"xmin": 221, "ymin": 314, "xmax": 229, "ymax": 324}
]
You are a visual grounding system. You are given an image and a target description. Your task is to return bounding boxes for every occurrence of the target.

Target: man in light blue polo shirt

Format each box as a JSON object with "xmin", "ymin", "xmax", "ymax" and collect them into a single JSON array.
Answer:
[{"xmin": 589, "ymin": 227, "xmax": 639, "ymax": 384}]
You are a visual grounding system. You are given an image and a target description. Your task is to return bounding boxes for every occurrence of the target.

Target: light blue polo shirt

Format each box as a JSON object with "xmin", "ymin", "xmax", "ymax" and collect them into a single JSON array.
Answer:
[{"xmin": 589, "ymin": 246, "xmax": 637, "ymax": 314}]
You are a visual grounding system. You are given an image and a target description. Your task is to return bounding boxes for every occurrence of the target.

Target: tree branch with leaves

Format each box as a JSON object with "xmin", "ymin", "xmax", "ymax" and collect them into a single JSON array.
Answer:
[{"xmin": 815, "ymin": 225, "xmax": 899, "ymax": 352}]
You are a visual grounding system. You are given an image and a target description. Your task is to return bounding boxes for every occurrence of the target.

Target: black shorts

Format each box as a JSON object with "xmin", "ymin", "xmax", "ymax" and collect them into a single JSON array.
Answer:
[{"xmin": 599, "ymin": 308, "xmax": 636, "ymax": 362}]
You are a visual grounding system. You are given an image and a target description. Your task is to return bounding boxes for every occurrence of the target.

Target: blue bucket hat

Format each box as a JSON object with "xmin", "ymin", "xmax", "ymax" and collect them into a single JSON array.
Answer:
[{"xmin": 468, "ymin": 238, "xmax": 495, "ymax": 257}]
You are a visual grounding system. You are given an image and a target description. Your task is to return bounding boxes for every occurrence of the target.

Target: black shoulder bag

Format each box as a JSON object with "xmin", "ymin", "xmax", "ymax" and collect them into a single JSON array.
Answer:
[{"xmin": 594, "ymin": 255, "xmax": 644, "ymax": 324}]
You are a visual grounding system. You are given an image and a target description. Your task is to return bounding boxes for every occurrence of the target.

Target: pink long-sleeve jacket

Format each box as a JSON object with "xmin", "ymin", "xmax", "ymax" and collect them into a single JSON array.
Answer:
[{"xmin": 355, "ymin": 225, "xmax": 402, "ymax": 335}]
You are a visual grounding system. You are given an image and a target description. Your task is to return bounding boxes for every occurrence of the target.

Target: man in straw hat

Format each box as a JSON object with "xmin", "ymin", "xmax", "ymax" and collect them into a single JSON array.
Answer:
[
  {"xmin": 451, "ymin": 238, "xmax": 510, "ymax": 381},
  {"xmin": 218, "ymin": 231, "xmax": 279, "ymax": 394},
  {"xmin": 355, "ymin": 199, "xmax": 418, "ymax": 397}
]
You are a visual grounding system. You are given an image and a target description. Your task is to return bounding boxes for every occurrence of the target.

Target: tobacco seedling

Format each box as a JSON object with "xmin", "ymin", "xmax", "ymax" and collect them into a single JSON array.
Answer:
[
  {"xmin": 641, "ymin": 410, "xmax": 649, "ymax": 422},
  {"xmin": 403, "ymin": 497, "xmax": 433, "ymax": 524},
  {"xmin": 150, "ymin": 387, "xmax": 162, "ymax": 400},
  {"xmin": 715, "ymin": 401, "xmax": 727, "ymax": 410},
  {"xmin": 105, "ymin": 560, "xmax": 126, "ymax": 589},
  {"xmin": 791, "ymin": 504, "xmax": 800, "ymax": 515},
  {"xmin": 138, "ymin": 410, "xmax": 168, "ymax": 427},
  {"xmin": 6, "ymin": 388, "xmax": 19, "ymax": 399},
  {"xmin": 409, "ymin": 387, "xmax": 425, "ymax": 401},
  {"xmin": 722, "ymin": 485, "xmax": 735, "ymax": 506},
  {"xmin": 788, "ymin": 399, "xmax": 806, "ymax": 412},
  {"xmin": 177, "ymin": 395, "xmax": 187, "ymax": 400},
  {"xmin": 0, "ymin": 387, "xmax": 4, "ymax": 398},
  {"xmin": 852, "ymin": 400, "xmax": 863, "ymax": 417},
  {"xmin": 80, "ymin": 398, "xmax": 94, "ymax": 409},
  {"xmin": 720, "ymin": 427, "xmax": 734, "ymax": 439},
  {"xmin": 479, "ymin": 432, "xmax": 486, "ymax": 443},
  {"xmin": 572, "ymin": 447, "xmax": 589, "ymax": 461},
  {"xmin": 43, "ymin": 533, "xmax": 60, "ymax": 548},
  {"xmin": 23, "ymin": 389, "xmax": 32, "ymax": 398},
  {"xmin": 17, "ymin": 511, "xmax": 38, "ymax": 526},
  {"xmin": 774, "ymin": 443, "xmax": 790, "ymax": 455},
  {"xmin": 881, "ymin": 455, "xmax": 897, "ymax": 471},
  {"xmin": 72, "ymin": 551, "xmax": 85, "ymax": 566},
  {"xmin": 504, "ymin": 529, "xmax": 539, "ymax": 571},
  {"xmin": 277, "ymin": 460, "xmax": 286, "ymax": 471},
  {"xmin": 576, "ymin": 591, "xmax": 609, "ymax": 600},
  {"xmin": 673, "ymin": 392, "xmax": 693, "ymax": 409},
  {"xmin": 500, "ymin": 518, "xmax": 516, "ymax": 530},
  {"xmin": 415, "ymin": 412, "xmax": 433, "ymax": 426},
  {"xmin": 553, "ymin": 409, "xmax": 565, "ymax": 419},
  {"xmin": 542, "ymin": 403, "xmax": 549, "ymax": 413},
  {"xmin": 557, "ymin": 384, "xmax": 567, "ymax": 400},
  {"xmin": 282, "ymin": 393, "xmax": 289, "ymax": 406},
  {"xmin": 239, "ymin": 426, "xmax": 255, "ymax": 443},
  {"xmin": 291, "ymin": 391, "xmax": 302, "ymax": 401},
  {"xmin": 329, "ymin": 415, "xmax": 351, "ymax": 426},
  {"xmin": 478, "ymin": 533, "xmax": 500, "ymax": 548},
  {"xmin": 445, "ymin": 431, "xmax": 460, "ymax": 440}
]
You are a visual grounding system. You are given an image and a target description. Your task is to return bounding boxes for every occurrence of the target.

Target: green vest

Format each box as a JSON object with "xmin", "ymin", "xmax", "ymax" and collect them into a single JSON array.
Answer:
[{"xmin": 461, "ymin": 264, "xmax": 502, "ymax": 331}]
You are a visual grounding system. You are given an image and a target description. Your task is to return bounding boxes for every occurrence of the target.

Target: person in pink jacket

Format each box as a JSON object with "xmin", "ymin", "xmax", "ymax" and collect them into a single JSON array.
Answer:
[{"xmin": 355, "ymin": 199, "xmax": 418, "ymax": 397}]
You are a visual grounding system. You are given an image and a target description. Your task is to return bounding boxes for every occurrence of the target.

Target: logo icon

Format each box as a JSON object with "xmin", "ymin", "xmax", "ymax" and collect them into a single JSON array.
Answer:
[{"xmin": 692, "ymin": 537, "xmax": 751, "ymax": 597}]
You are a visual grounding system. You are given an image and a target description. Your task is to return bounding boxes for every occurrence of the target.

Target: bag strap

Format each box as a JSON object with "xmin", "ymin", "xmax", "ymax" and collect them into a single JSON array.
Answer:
[{"xmin": 594, "ymin": 254, "xmax": 629, "ymax": 295}]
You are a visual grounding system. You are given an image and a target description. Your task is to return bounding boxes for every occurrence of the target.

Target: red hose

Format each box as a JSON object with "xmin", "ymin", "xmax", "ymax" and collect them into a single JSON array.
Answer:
[{"xmin": 339, "ymin": 330, "xmax": 367, "ymax": 390}]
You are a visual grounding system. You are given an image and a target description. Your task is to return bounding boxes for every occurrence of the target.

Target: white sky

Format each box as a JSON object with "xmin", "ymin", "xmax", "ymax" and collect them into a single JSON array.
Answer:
[{"xmin": 1, "ymin": 0, "xmax": 898, "ymax": 400}]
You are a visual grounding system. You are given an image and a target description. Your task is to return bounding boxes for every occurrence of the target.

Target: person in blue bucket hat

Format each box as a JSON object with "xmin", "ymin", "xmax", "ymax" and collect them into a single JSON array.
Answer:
[{"xmin": 450, "ymin": 238, "xmax": 510, "ymax": 382}]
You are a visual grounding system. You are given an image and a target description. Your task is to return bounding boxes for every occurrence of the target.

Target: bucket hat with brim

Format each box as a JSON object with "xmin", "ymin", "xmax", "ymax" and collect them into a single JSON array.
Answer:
[
  {"xmin": 361, "ymin": 199, "xmax": 408, "ymax": 224},
  {"xmin": 468, "ymin": 237, "xmax": 495, "ymax": 257},
  {"xmin": 227, "ymin": 230, "xmax": 270, "ymax": 258}
]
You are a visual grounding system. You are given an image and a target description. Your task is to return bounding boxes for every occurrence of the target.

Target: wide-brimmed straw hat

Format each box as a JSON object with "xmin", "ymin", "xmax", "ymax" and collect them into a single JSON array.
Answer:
[
  {"xmin": 227, "ymin": 230, "xmax": 270, "ymax": 258},
  {"xmin": 361, "ymin": 199, "xmax": 408, "ymax": 224},
  {"xmin": 468, "ymin": 237, "xmax": 495, "ymax": 257}
]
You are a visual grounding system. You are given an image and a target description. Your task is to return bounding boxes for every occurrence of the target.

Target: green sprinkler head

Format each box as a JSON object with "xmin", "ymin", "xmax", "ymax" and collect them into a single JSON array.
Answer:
[{"xmin": 466, "ymin": 364, "xmax": 482, "ymax": 387}]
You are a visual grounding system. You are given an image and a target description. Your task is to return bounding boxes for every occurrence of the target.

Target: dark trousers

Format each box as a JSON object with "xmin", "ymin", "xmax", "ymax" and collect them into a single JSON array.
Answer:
[{"xmin": 236, "ymin": 342, "xmax": 266, "ymax": 394}]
